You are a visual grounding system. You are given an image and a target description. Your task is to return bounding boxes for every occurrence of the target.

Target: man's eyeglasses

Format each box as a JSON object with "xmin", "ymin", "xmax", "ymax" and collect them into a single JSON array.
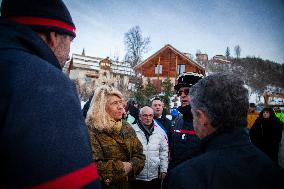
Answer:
[{"xmin": 177, "ymin": 88, "xmax": 189, "ymax": 96}]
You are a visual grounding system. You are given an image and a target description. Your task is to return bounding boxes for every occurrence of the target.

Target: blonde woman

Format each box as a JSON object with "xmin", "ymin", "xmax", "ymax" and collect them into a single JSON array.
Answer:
[{"xmin": 86, "ymin": 85, "xmax": 145, "ymax": 189}]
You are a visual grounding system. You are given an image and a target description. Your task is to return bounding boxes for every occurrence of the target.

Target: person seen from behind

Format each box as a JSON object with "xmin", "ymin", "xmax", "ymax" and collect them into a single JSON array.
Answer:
[
  {"xmin": 168, "ymin": 73, "xmax": 284, "ymax": 189},
  {"xmin": 0, "ymin": 0, "xmax": 101, "ymax": 188},
  {"xmin": 86, "ymin": 85, "xmax": 145, "ymax": 189}
]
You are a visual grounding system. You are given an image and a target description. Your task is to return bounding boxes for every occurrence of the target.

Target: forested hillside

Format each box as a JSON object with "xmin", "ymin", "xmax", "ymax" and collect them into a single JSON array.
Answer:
[{"xmin": 205, "ymin": 57, "xmax": 284, "ymax": 95}]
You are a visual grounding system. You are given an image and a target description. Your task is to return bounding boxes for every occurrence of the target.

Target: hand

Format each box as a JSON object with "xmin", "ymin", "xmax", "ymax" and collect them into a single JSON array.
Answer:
[
  {"xmin": 159, "ymin": 172, "xmax": 167, "ymax": 180},
  {"xmin": 122, "ymin": 162, "xmax": 133, "ymax": 175}
]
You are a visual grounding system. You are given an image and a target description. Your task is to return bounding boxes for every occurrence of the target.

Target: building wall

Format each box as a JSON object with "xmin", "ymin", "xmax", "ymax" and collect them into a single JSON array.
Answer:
[
  {"xmin": 64, "ymin": 54, "xmax": 135, "ymax": 99},
  {"xmin": 137, "ymin": 49, "xmax": 203, "ymax": 78},
  {"xmin": 136, "ymin": 46, "xmax": 204, "ymax": 92},
  {"xmin": 196, "ymin": 53, "xmax": 208, "ymax": 62}
]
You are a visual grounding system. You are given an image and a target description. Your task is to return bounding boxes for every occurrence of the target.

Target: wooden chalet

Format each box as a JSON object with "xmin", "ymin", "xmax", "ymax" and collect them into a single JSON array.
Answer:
[{"xmin": 134, "ymin": 44, "xmax": 205, "ymax": 92}]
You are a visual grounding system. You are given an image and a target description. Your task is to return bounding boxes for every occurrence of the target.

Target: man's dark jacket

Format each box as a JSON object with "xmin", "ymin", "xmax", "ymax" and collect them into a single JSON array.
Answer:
[
  {"xmin": 154, "ymin": 115, "xmax": 172, "ymax": 137},
  {"xmin": 168, "ymin": 128, "xmax": 284, "ymax": 189},
  {"xmin": 0, "ymin": 19, "xmax": 101, "ymax": 188},
  {"xmin": 168, "ymin": 105, "xmax": 201, "ymax": 170}
]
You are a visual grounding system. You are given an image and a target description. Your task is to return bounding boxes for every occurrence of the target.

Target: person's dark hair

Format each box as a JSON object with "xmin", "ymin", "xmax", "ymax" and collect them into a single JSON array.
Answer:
[
  {"xmin": 259, "ymin": 107, "xmax": 277, "ymax": 120},
  {"xmin": 127, "ymin": 99, "xmax": 139, "ymax": 121},
  {"xmin": 190, "ymin": 73, "xmax": 249, "ymax": 129},
  {"xmin": 127, "ymin": 99, "xmax": 138, "ymax": 107},
  {"xmin": 151, "ymin": 96, "xmax": 162, "ymax": 103}
]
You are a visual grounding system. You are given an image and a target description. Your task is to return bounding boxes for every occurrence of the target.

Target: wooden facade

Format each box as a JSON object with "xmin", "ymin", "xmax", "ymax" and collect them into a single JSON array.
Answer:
[{"xmin": 134, "ymin": 44, "xmax": 205, "ymax": 92}]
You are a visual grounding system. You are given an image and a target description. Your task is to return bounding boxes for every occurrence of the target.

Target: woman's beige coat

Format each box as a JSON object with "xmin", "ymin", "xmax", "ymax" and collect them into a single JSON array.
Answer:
[{"xmin": 88, "ymin": 120, "xmax": 145, "ymax": 189}]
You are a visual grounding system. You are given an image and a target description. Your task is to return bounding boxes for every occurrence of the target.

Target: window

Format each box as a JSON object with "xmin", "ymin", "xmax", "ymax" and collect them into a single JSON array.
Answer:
[
  {"xmin": 155, "ymin": 64, "xmax": 163, "ymax": 74},
  {"xmin": 177, "ymin": 64, "xmax": 185, "ymax": 75}
]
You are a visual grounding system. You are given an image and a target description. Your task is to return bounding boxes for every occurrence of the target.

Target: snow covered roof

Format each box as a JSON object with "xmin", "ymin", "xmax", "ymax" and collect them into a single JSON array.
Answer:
[
  {"xmin": 134, "ymin": 44, "xmax": 204, "ymax": 71},
  {"xmin": 71, "ymin": 54, "xmax": 135, "ymax": 76}
]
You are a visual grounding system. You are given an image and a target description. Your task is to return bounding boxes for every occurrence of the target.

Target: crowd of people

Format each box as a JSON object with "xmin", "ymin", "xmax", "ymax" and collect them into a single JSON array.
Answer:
[{"xmin": 1, "ymin": 0, "xmax": 284, "ymax": 189}]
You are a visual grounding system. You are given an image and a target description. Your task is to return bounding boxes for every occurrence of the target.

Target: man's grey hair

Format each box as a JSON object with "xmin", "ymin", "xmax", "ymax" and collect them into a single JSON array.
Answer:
[
  {"xmin": 190, "ymin": 73, "xmax": 249, "ymax": 129},
  {"xmin": 139, "ymin": 106, "xmax": 154, "ymax": 115}
]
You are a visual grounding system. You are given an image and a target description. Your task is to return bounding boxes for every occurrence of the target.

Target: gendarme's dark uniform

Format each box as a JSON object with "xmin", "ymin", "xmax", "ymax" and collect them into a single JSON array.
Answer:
[
  {"xmin": 162, "ymin": 105, "xmax": 201, "ymax": 189},
  {"xmin": 167, "ymin": 72, "xmax": 204, "ymax": 172},
  {"xmin": 168, "ymin": 105, "xmax": 201, "ymax": 170},
  {"xmin": 0, "ymin": 18, "xmax": 101, "ymax": 188}
]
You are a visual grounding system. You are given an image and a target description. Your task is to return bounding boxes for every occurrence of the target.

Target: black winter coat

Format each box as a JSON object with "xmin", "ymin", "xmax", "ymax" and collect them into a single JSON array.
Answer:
[
  {"xmin": 0, "ymin": 19, "xmax": 101, "ymax": 188},
  {"xmin": 168, "ymin": 105, "xmax": 201, "ymax": 170},
  {"xmin": 168, "ymin": 128, "xmax": 284, "ymax": 189},
  {"xmin": 249, "ymin": 117, "xmax": 283, "ymax": 162}
]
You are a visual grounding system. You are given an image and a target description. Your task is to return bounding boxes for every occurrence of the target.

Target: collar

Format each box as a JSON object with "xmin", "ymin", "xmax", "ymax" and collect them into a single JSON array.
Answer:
[
  {"xmin": 178, "ymin": 105, "xmax": 193, "ymax": 120},
  {"xmin": 109, "ymin": 119, "xmax": 122, "ymax": 133},
  {"xmin": 200, "ymin": 127, "xmax": 250, "ymax": 152}
]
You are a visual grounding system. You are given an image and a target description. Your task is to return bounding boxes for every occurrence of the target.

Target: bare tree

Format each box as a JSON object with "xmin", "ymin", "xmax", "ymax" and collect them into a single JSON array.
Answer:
[
  {"xmin": 124, "ymin": 26, "xmax": 150, "ymax": 67},
  {"xmin": 234, "ymin": 45, "xmax": 241, "ymax": 59},
  {"xmin": 225, "ymin": 46, "xmax": 230, "ymax": 59}
]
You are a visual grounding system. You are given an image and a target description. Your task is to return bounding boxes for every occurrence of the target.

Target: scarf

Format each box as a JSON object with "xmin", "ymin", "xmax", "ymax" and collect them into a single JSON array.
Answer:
[{"xmin": 137, "ymin": 120, "xmax": 154, "ymax": 143}]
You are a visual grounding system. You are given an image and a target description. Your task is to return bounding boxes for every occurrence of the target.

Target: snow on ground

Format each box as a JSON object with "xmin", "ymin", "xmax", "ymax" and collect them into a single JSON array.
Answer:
[{"xmin": 249, "ymin": 92, "xmax": 262, "ymax": 104}]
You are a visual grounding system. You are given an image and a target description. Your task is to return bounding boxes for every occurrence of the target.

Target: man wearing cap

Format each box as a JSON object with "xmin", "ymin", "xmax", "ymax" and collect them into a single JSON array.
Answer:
[
  {"xmin": 0, "ymin": 0, "xmax": 101, "ymax": 188},
  {"xmin": 168, "ymin": 72, "xmax": 204, "ymax": 170}
]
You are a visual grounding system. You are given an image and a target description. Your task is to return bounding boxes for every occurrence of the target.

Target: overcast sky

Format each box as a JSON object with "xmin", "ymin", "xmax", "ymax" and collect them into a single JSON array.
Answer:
[{"xmin": 65, "ymin": 0, "xmax": 284, "ymax": 63}]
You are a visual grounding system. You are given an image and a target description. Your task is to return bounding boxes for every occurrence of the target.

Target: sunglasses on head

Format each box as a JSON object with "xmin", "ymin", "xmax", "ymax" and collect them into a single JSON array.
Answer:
[{"xmin": 177, "ymin": 88, "xmax": 189, "ymax": 96}]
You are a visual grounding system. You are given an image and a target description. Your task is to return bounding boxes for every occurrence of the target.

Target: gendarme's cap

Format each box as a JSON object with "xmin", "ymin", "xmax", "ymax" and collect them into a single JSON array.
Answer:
[
  {"xmin": 1, "ymin": 0, "xmax": 76, "ymax": 38},
  {"xmin": 174, "ymin": 72, "xmax": 204, "ymax": 92}
]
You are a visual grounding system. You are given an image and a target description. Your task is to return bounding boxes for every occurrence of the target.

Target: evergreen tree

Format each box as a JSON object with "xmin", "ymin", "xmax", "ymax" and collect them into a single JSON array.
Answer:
[
  {"xmin": 161, "ymin": 77, "xmax": 174, "ymax": 114},
  {"xmin": 143, "ymin": 78, "xmax": 158, "ymax": 106},
  {"xmin": 132, "ymin": 78, "xmax": 158, "ymax": 107},
  {"xmin": 133, "ymin": 77, "xmax": 147, "ymax": 106},
  {"xmin": 225, "ymin": 47, "xmax": 230, "ymax": 59}
]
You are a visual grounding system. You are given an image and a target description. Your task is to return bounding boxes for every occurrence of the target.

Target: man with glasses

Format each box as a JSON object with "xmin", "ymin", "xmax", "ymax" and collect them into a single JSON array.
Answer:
[
  {"xmin": 168, "ymin": 72, "xmax": 204, "ymax": 170},
  {"xmin": 131, "ymin": 106, "xmax": 168, "ymax": 189}
]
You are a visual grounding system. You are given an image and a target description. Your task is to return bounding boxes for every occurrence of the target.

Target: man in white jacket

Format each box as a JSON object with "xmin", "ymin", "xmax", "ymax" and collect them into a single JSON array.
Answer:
[{"xmin": 131, "ymin": 106, "xmax": 168, "ymax": 189}]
